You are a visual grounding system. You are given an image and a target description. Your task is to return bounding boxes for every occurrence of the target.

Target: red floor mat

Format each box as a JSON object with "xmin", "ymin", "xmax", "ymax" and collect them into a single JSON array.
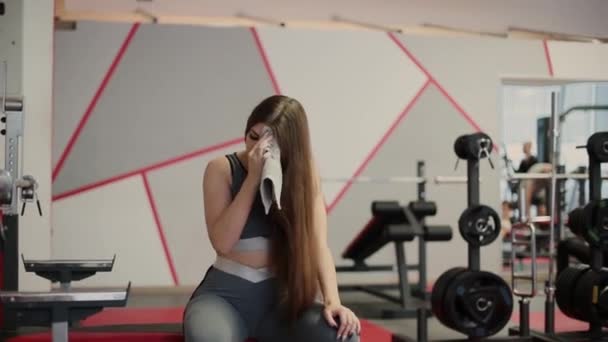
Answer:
[
  {"xmin": 8, "ymin": 332, "xmax": 184, "ymax": 342},
  {"xmin": 8, "ymin": 307, "xmax": 393, "ymax": 342},
  {"xmin": 81, "ymin": 307, "xmax": 185, "ymax": 326}
]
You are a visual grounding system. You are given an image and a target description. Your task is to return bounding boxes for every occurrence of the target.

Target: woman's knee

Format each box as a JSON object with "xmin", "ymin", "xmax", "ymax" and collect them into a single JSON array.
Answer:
[
  {"xmin": 295, "ymin": 305, "xmax": 360, "ymax": 342},
  {"xmin": 183, "ymin": 294, "xmax": 247, "ymax": 342}
]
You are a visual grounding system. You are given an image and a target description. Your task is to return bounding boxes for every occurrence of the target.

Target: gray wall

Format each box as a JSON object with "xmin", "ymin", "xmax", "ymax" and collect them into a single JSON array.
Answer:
[{"xmin": 51, "ymin": 21, "xmax": 607, "ymax": 288}]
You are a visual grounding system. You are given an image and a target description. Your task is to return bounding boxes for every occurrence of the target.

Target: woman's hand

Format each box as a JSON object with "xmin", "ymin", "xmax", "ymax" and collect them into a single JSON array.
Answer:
[
  {"xmin": 247, "ymin": 133, "xmax": 272, "ymax": 182},
  {"xmin": 323, "ymin": 304, "xmax": 361, "ymax": 341}
]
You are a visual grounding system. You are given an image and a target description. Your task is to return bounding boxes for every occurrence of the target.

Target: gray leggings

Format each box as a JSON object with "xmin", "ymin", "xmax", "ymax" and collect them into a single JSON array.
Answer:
[{"xmin": 183, "ymin": 267, "xmax": 360, "ymax": 342}]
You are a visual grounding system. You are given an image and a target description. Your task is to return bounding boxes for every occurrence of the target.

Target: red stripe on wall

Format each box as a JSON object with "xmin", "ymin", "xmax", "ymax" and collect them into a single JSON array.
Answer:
[
  {"xmin": 250, "ymin": 27, "xmax": 282, "ymax": 95},
  {"xmin": 52, "ymin": 137, "xmax": 243, "ymax": 202},
  {"xmin": 387, "ymin": 32, "xmax": 484, "ymax": 134},
  {"xmin": 52, "ymin": 23, "xmax": 140, "ymax": 182},
  {"xmin": 431, "ymin": 81, "xmax": 483, "ymax": 132},
  {"xmin": 326, "ymin": 80, "xmax": 431, "ymax": 213},
  {"xmin": 142, "ymin": 173, "xmax": 179, "ymax": 286},
  {"xmin": 543, "ymin": 40, "xmax": 555, "ymax": 76}
]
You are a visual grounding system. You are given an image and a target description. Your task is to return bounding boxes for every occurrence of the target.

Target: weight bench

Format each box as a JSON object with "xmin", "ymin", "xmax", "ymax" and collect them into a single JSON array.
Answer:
[
  {"xmin": 337, "ymin": 200, "xmax": 452, "ymax": 318},
  {"xmin": 0, "ymin": 256, "xmax": 130, "ymax": 342}
]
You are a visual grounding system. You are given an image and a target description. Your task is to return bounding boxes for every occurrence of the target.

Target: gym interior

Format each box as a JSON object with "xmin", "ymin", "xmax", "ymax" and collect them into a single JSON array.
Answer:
[{"xmin": 1, "ymin": 0, "xmax": 608, "ymax": 341}]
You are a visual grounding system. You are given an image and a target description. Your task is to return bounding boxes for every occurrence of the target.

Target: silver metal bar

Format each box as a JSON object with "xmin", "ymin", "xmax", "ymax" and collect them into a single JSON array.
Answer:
[
  {"xmin": 518, "ymin": 180, "xmax": 527, "ymax": 222},
  {"xmin": 511, "ymin": 222, "xmax": 537, "ymax": 298},
  {"xmin": 24, "ymin": 259, "xmax": 114, "ymax": 267},
  {"xmin": 549, "ymin": 94, "xmax": 558, "ymax": 286},
  {"xmin": 320, "ymin": 175, "xmax": 473, "ymax": 184},
  {"xmin": 560, "ymin": 105, "xmax": 608, "ymax": 119},
  {"xmin": 0, "ymin": 288, "xmax": 128, "ymax": 303},
  {"xmin": 14, "ymin": 178, "xmax": 34, "ymax": 188},
  {"xmin": 0, "ymin": 98, "xmax": 23, "ymax": 112},
  {"xmin": 544, "ymin": 92, "xmax": 559, "ymax": 334},
  {"xmin": 530, "ymin": 216, "xmax": 551, "ymax": 223},
  {"xmin": 508, "ymin": 172, "xmax": 608, "ymax": 180},
  {"xmin": 52, "ymin": 321, "xmax": 68, "ymax": 342},
  {"xmin": 321, "ymin": 176, "xmax": 425, "ymax": 184},
  {"xmin": 433, "ymin": 176, "xmax": 470, "ymax": 184},
  {"xmin": 2, "ymin": 61, "xmax": 6, "ymax": 114},
  {"xmin": 4, "ymin": 108, "xmax": 23, "ymax": 215}
]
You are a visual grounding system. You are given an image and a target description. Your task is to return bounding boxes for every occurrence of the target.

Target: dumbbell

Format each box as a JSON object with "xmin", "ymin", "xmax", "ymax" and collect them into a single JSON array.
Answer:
[{"xmin": 431, "ymin": 267, "xmax": 513, "ymax": 338}]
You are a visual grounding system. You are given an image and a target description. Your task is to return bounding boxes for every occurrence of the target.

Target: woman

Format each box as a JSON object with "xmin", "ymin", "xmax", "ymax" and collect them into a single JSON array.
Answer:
[{"xmin": 184, "ymin": 95, "xmax": 361, "ymax": 342}]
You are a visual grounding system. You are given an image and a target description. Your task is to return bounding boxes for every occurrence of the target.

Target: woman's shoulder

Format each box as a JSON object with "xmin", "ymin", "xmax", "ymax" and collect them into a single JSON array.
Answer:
[{"xmin": 203, "ymin": 155, "xmax": 231, "ymax": 183}]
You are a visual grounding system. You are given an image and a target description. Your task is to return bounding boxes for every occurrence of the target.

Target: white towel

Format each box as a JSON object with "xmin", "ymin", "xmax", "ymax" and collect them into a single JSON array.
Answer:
[{"xmin": 260, "ymin": 129, "xmax": 282, "ymax": 214}]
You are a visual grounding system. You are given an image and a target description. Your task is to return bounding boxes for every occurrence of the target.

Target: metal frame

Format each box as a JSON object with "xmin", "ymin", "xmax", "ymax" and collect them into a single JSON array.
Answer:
[
  {"xmin": 507, "ymin": 98, "xmax": 608, "ymax": 342},
  {"xmin": 1, "ymin": 92, "xmax": 23, "ymax": 334},
  {"xmin": 0, "ymin": 60, "xmax": 41, "ymax": 336},
  {"xmin": 511, "ymin": 220, "xmax": 539, "ymax": 337}
]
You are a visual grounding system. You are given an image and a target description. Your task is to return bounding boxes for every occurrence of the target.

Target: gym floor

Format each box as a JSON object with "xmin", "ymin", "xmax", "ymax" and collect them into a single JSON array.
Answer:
[{"xmin": 125, "ymin": 274, "xmax": 551, "ymax": 341}]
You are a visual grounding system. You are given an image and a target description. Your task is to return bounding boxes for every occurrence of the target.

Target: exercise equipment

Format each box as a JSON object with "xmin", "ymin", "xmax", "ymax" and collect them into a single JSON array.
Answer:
[
  {"xmin": 431, "ymin": 267, "xmax": 513, "ymax": 338},
  {"xmin": 430, "ymin": 131, "xmax": 515, "ymax": 340},
  {"xmin": 510, "ymin": 218, "xmax": 540, "ymax": 338},
  {"xmin": 0, "ymin": 62, "xmax": 44, "ymax": 334},
  {"xmin": 0, "ymin": 251, "xmax": 130, "ymax": 342},
  {"xmin": 322, "ymin": 175, "xmax": 469, "ymax": 184},
  {"xmin": 342, "ymin": 200, "xmax": 451, "ymax": 263},
  {"xmin": 0, "ymin": 62, "xmax": 130, "ymax": 342},
  {"xmin": 458, "ymin": 204, "xmax": 501, "ymax": 247},
  {"xmin": 508, "ymin": 100, "xmax": 608, "ymax": 341},
  {"xmin": 566, "ymin": 199, "xmax": 608, "ymax": 250},
  {"xmin": 337, "ymin": 161, "xmax": 453, "ymax": 323},
  {"xmin": 551, "ymin": 132, "xmax": 608, "ymax": 340}
]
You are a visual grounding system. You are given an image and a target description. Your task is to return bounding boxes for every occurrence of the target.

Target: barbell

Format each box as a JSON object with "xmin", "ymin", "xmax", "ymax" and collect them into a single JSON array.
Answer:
[
  {"xmin": 320, "ymin": 172, "xmax": 608, "ymax": 185},
  {"xmin": 321, "ymin": 176, "xmax": 473, "ymax": 184}
]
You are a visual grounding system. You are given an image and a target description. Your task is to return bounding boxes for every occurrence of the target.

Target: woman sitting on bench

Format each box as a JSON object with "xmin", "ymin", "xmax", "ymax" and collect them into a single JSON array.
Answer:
[{"xmin": 184, "ymin": 95, "xmax": 361, "ymax": 342}]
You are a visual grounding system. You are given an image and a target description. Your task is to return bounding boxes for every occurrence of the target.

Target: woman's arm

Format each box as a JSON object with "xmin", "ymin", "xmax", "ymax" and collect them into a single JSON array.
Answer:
[
  {"xmin": 203, "ymin": 157, "xmax": 259, "ymax": 255},
  {"xmin": 311, "ymin": 163, "xmax": 360, "ymax": 339},
  {"xmin": 313, "ymin": 183, "xmax": 341, "ymax": 308},
  {"xmin": 314, "ymin": 193, "xmax": 341, "ymax": 306}
]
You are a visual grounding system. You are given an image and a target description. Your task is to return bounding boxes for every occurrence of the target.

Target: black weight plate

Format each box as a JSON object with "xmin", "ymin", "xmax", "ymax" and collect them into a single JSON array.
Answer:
[
  {"xmin": 431, "ymin": 267, "xmax": 467, "ymax": 329},
  {"xmin": 443, "ymin": 270, "xmax": 513, "ymax": 338},
  {"xmin": 454, "ymin": 134, "xmax": 470, "ymax": 160},
  {"xmin": 556, "ymin": 265, "xmax": 588, "ymax": 322},
  {"xmin": 587, "ymin": 132, "xmax": 608, "ymax": 163},
  {"xmin": 573, "ymin": 267, "xmax": 608, "ymax": 322},
  {"xmin": 566, "ymin": 207, "xmax": 586, "ymax": 237},
  {"xmin": 458, "ymin": 205, "xmax": 501, "ymax": 246},
  {"xmin": 583, "ymin": 200, "xmax": 608, "ymax": 250}
]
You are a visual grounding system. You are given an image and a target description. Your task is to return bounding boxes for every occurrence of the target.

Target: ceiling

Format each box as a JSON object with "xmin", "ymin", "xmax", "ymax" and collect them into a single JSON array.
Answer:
[{"xmin": 59, "ymin": 0, "xmax": 608, "ymax": 41}]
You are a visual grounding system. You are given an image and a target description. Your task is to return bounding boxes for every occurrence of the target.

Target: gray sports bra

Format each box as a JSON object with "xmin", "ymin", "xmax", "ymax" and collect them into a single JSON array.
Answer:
[{"xmin": 226, "ymin": 153, "xmax": 272, "ymax": 252}]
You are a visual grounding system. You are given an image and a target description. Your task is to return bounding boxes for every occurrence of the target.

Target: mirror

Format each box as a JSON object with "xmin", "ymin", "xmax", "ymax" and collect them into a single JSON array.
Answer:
[{"xmin": 499, "ymin": 80, "xmax": 608, "ymax": 268}]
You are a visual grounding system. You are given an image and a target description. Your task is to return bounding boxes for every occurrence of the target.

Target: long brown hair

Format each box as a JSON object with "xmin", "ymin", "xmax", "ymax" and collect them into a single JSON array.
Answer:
[{"xmin": 245, "ymin": 95, "xmax": 320, "ymax": 321}]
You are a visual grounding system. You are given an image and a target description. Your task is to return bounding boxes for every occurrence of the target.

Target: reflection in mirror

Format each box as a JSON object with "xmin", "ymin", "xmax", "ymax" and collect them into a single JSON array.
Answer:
[{"xmin": 499, "ymin": 81, "xmax": 608, "ymax": 269}]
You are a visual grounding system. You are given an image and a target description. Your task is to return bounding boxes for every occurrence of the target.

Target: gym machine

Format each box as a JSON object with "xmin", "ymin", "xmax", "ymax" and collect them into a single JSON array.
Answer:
[
  {"xmin": 0, "ymin": 61, "xmax": 130, "ymax": 342},
  {"xmin": 337, "ymin": 161, "xmax": 454, "ymax": 321}
]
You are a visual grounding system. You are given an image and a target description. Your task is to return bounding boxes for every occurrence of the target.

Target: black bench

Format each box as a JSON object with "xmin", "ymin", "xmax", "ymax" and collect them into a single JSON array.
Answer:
[{"xmin": 337, "ymin": 200, "xmax": 452, "ymax": 318}]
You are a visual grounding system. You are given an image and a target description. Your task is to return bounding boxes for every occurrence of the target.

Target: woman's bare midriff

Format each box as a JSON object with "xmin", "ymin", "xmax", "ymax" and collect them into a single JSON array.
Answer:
[{"xmin": 221, "ymin": 250, "xmax": 270, "ymax": 269}]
